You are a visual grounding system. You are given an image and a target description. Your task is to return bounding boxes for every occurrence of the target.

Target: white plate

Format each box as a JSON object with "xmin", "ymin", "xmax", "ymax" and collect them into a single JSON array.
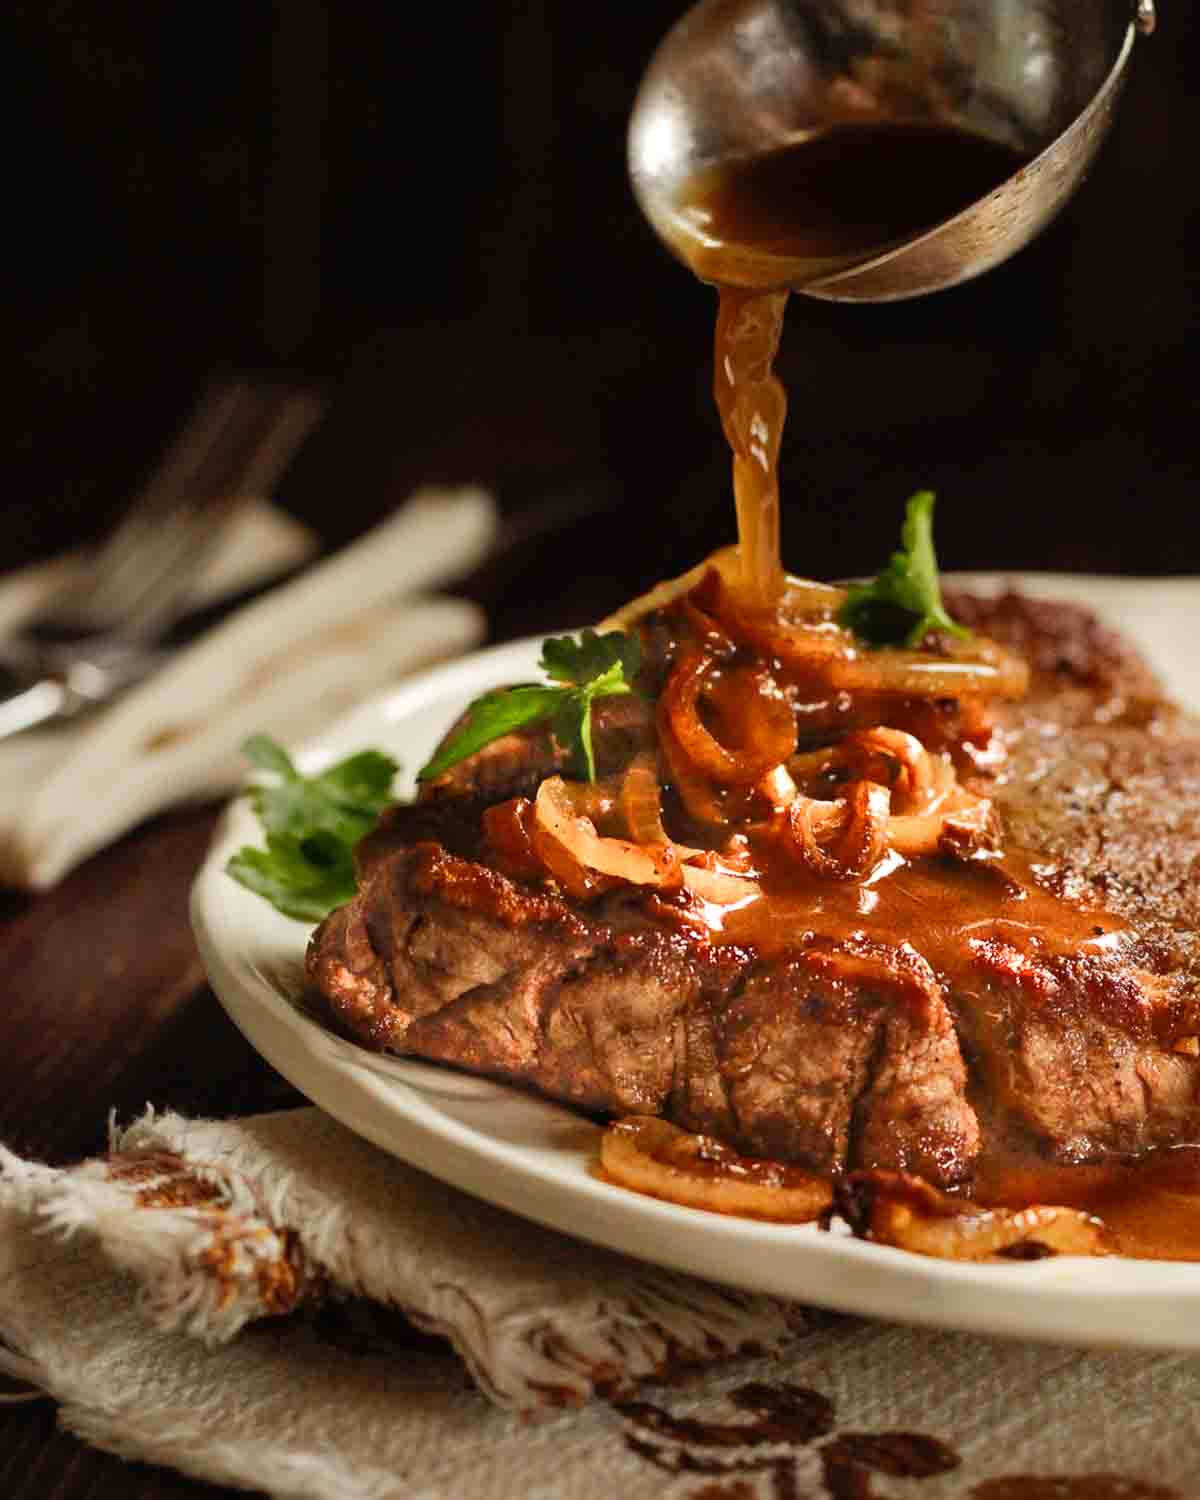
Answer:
[{"xmin": 192, "ymin": 572, "xmax": 1200, "ymax": 1351}]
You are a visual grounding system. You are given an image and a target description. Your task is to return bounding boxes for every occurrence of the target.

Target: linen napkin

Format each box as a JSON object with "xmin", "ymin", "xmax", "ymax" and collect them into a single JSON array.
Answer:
[
  {"xmin": 0, "ymin": 486, "xmax": 497, "ymax": 890},
  {"xmin": 0, "ymin": 1106, "xmax": 1195, "ymax": 1500}
]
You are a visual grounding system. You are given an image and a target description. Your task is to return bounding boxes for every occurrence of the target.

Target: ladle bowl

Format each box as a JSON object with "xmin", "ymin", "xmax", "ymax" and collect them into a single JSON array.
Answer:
[{"xmin": 628, "ymin": 0, "xmax": 1155, "ymax": 300}]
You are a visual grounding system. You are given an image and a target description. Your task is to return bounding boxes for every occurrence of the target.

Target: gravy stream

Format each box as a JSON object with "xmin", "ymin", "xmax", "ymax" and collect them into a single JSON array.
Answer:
[{"xmin": 687, "ymin": 124, "xmax": 1026, "ymax": 605}]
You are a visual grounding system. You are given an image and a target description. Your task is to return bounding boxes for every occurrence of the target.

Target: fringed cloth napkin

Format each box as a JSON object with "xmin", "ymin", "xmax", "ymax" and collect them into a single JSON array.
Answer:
[{"xmin": 1, "ymin": 1108, "xmax": 1197, "ymax": 1500}]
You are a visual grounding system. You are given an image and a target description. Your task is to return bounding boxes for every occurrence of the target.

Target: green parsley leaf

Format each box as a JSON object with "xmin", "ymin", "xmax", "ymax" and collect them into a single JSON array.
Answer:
[
  {"xmin": 226, "ymin": 735, "xmax": 399, "ymax": 921},
  {"xmin": 416, "ymin": 685, "xmax": 565, "ymax": 782},
  {"xmin": 417, "ymin": 629, "xmax": 641, "ymax": 784},
  {"xmin": 838, "ymin": 491, "xmax": 971, "ymax": 649},
  {"xmin": 539, "ymin": 629, "xmax": 641, "ymax": 689}
]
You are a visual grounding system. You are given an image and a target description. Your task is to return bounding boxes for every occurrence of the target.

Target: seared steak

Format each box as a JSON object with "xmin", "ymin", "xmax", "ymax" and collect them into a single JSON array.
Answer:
[{"xmin": 307, "ymin": 591, "xmax": 1200, "ymax": 1185}]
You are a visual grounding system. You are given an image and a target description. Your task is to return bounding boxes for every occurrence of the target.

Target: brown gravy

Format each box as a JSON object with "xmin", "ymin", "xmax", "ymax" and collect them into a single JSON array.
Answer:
[
  {"xmin": 681, "ymin": 123, "xmax": 1026, "ymax": 287},
  {"xmin": 975, "ymin": 1147, "xmax": 1200, "ymax": 1261},
  {"xmin": 712, "ymin": 845, "xmax": 1128, "ymax": 987}
]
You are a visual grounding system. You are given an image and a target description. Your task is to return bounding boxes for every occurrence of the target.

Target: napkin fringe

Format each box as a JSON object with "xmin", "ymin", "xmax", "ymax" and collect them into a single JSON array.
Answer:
[
  {"xmin": 111, "ymin": 1110, "xmax": 804, "ymax": 1409},
  {"xmin": 1, "ymin": 1131, "xmax": 319, "ymax": 1347},
  {"xmin": 1, "ymin": 1110, "xmax": 803, "ymax": 1416}
]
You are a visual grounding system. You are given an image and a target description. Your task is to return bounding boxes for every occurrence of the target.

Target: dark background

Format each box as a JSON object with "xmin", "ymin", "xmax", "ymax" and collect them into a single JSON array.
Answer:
[{"xmin": 6, "ymin": 0, "xmax": 1196, "ymax": 636}]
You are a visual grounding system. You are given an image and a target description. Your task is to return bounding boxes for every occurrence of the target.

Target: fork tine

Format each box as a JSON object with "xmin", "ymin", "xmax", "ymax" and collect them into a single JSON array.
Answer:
[
  {"xmin": 30, "ymin": 382, "xmax": 325, "ymax": 643},
  {"xmin": 75, "ymin": 386, "xmax": 318, "ymax": 627}
]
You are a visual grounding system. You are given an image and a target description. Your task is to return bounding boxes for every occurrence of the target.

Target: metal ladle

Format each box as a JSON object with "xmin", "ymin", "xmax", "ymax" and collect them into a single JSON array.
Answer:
[{"xmin": 629, "ymin": 0, "xmax": 1156, "ymax": 300}]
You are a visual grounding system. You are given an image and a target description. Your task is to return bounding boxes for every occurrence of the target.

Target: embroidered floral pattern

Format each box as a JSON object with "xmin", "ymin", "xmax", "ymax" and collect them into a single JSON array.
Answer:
[{"xmin": 618, "ymin": 1381, "xmax": 1178, "ymax": 1499}]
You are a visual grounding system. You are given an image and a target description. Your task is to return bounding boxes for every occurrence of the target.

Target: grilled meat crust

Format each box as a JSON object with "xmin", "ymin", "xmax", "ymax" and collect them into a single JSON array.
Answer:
[{"xmin": 307, "ymin": 591, "xmax": 1200, "ymax": 1184}]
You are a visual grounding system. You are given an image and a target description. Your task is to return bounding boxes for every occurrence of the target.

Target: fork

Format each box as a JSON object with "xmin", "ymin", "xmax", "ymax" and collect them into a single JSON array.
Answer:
[{"xmin": 0, "ymin": 380, "xmax": 326, "ymax": 742}]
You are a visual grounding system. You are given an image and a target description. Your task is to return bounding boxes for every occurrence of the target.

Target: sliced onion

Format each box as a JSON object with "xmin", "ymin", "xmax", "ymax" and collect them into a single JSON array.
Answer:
[
  {"xmin": 707, "ymin": 574, "xmax": 1029, "ymax": 703},
  {"xmin": 782, "ymin": 782, "xmax": 890, "ymax": 881},
  {"xmin": 783, "ymin": 795, "xmax": 847, "ymax": 878},
  {"xmin": 657, "ymin": 712, "xmax": 728, "ymax": 828},
  {"xmin": 824, "ymin": 641, "xmax": 1030, "ymax": 701},
  {"xmin": 529, "ymin": 817, "xmax": 615, "ymax": 901},
  {"xmin": 840, "ymin": 727, "xmax": 935, "ymax": 814},
  {"xmin": 887, "ymin": 788, "xmax": 997, "ymax": 858},
  {"xmin": 830, "ymin": 780, "xmax": 891, "ymax": 879},
  {"xmin": 558, "ymin": 778, "xmax": 618, "ymax": 826},
  {"xmin": 661, "ymin": 652, "xmax": 795, "ymax": 786},
  {"xmin": 838, "ymin": 1171, "xmax": 1114, "ymax": 1260},
  {"xmin": 713, "ymin": 604, "xmax": 852, "ymax": 690},
  {"xmin": 675, "ymin": 596, "xmax": 737, "ymax": 658},
  {"xmin": 601, "ymin": 1116, "xmax": 832, "ymax": 1222},
  {"xmin": 681, "ymin": 863, "xmax": 762, "ymax": 906},
  {"xmin": 534, "ymin": 777, "xmax": 680, "ymax": 892},
  {"xmin": 706, "ymin": 663, "xmax": 798, "ymax": 768},
  {"xmin": 618, "ymin": 750, "xmax": 669, "ymax": 846},
  {"xmin": 756, "ymin": 763, "xmax": 798, "ymax": 811}
]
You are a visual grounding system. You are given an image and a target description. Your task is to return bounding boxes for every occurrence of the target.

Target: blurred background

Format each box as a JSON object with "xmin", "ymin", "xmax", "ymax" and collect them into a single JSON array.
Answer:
[{"xmin": 6, "ymin": 0, "xmax": 1196, "ymax": 639}]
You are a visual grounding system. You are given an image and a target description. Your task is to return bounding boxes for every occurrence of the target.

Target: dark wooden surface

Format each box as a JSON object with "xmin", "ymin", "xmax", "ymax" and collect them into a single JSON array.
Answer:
[{"xmin": 2, "ymin": 0, "xmax": 1197, "ymax": 1493}]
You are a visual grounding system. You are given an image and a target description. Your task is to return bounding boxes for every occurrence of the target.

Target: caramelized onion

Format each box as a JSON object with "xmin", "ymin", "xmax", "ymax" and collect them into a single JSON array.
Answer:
[
  {"xmin": 618, "ymin": 750, "xmax": 670, "ymax": 846},
  {"xmin": 837, "ymin": 1171, "xmax": 1115, "ymax": 1260},
  {"xmin": 887, "ymin": 787, "xmax": 998, "ymax": 858},
  {"xmin": 756, "ymin": 762, "xmax": 798, "ymax": 811},
  {"xmin": 658, "ymin": 714, "xmax": 728, "ymax": 827},
  {"xmin": 787, "ymin": 745, "xmax": 843, "ymax": 791},
  {"xmin": 601, "ymin": 1116, "xmax": 832, "ymax": 1222},
  {"xmin": 707, "ymin": 574, "xmax": 1029, "ymax": 703},
  {"xmin": 681, "ymin": 863, "xmax": 762, "ymax": 906},
  {"xmin": 708, "ymin": 663, "xmax": 798, "ymax": 766},
  {"xmin": 783, "ymin": 782, "xmax": 890, "ymax": 881},
  {"xmin": 675, "ymin": 596, "xmax": 737, "ymax": 658},
  {"xmin": 533, "ymin": 777, "xmax": 680, "ymax": 893},
  {"xmin": 835, "ymin": 780, "xmax": 892, "ymax": 879},
  {"xmin": 661, "ymin": 652, "xmax": 796, "ymax": 786},
  {"xmin": 828, "ymin": 640, "xmax": 1030, "ymax": 700},
  {"xmin": 558, "ymin": 778, "xmax": 618, "ymax": 826},
  {"xmin": 840, "ymin": 727, "xmax": 936, "ymax": 813}
]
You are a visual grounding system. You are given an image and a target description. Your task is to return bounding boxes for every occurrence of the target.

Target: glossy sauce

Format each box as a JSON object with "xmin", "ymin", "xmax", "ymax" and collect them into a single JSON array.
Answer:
[
  {"xmin": 679, "ymin": 124, "xmax": 1026, "ymax": 604},
  {"xmin": 975, "ymin": 1147, "xmax": 1200, "ymax": 1261},
  {"xmin": 713, "ymin": 845, "xmax": 1129, "ymax": 987}
]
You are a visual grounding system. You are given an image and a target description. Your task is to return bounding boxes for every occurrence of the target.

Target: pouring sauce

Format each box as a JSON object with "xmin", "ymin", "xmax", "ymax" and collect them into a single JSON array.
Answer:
[
  {"xmin": 677, "ymin": 123, "xmax": 1026, "ymax": 602},
  {"xmin": 648, "ymin": 124, "xmax": 1200, "ymax": 1261}
]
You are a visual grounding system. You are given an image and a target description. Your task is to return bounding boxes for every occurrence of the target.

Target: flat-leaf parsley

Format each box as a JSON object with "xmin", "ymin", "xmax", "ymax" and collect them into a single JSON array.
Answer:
[
  {"xmin": 417, "ymin": 629, "xmax": 640, "ymax": 784},
  {"xmin": 838, "ymin": 491, "xmax": 970, "ymax": 648},
  {"xmin": 226, "ymin": 734, "xmax": 398, "ymax": 921}
]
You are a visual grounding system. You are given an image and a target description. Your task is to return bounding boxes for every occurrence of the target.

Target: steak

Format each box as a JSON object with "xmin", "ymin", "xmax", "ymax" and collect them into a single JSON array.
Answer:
[{"xmin": 307, "ymin": 590, "xmax": 1200, "ymax": 1185}]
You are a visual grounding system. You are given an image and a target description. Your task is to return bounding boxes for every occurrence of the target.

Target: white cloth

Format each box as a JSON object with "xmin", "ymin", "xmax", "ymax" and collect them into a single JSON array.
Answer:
[
  {"xmin": 0, "ymin": 487, "xmax": 497, "ymax": 888},
  {"xmin": 0, "ymin": 1107, "xmax": 1195, "ymax": 1500}
]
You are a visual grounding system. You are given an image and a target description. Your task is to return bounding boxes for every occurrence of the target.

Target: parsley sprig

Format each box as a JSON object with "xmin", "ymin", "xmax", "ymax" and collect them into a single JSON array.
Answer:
[
  {"xmin": 226, "ymin": 734, "xmax": 399, "ymax": 921},
  {"xmin": 418, "ymin": 629, "xmax": 640, "ymax": 784},
  {"xmin": 838, "ymin": 491, "xmax": 970, "ymax": 648}
]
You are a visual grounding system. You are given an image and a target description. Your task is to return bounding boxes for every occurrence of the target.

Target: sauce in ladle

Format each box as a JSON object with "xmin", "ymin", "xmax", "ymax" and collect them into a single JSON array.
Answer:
[{"xmin": 678, "ymin": 123, "xmax": 1026, "ymax": 601}]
